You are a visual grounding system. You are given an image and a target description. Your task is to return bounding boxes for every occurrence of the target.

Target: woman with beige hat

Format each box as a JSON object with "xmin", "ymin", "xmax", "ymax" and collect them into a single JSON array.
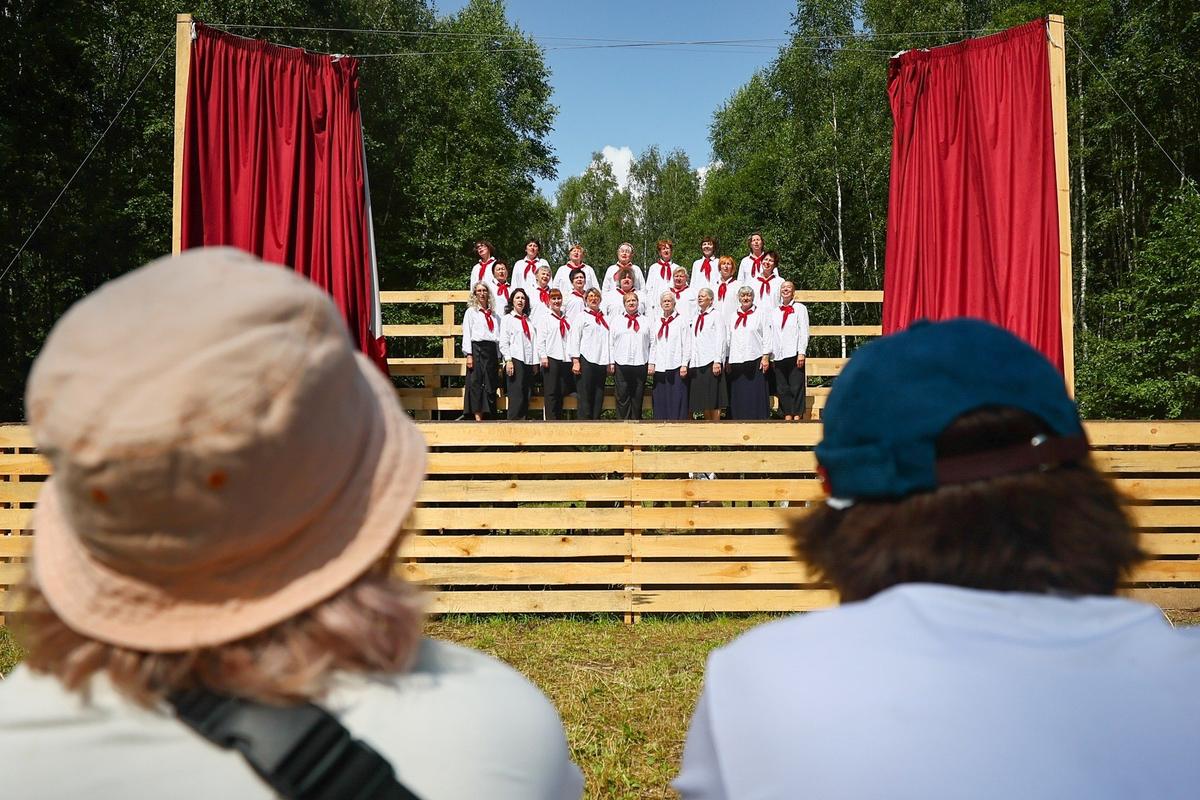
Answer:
[{"xmin": 0, "ymin": 248, "xmax": 583, "ymax": 800}]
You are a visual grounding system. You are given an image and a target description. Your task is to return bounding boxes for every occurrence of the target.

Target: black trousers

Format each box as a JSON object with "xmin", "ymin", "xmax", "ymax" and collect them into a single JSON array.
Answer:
[
  {"xmin": 543, "ymin": 357, "xmax": 568, "ymax": 420},
  {"xmin": 576, "ymin": 357, "xmax": 607, "ymax": 420},
  {"xmin": 614, "ymin": 363, "xmax": 648, "ymax": 420},
  {"xmin": 464, "ymin": 341, "xmax": 499, "ymax": 417},
  {"xmin": 506, "ymin": 359, "xmax": 533, "ymax": 420},
  {"xmin": 772, "ymin": 358, "xmax": 807, "ymax": 416}
]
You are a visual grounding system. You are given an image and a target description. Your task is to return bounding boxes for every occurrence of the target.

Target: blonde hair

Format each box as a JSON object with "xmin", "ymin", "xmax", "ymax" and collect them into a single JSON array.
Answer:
[
  {"xmin": 17, "ymin": 561, "xmax": 424, "ymax": 708},
  {"xmin": 468, "ymin": 282, "xmax": 493, "ymax": 310}
]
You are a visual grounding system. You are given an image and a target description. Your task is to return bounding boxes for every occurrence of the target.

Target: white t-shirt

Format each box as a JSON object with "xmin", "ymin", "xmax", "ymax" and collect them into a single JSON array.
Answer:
[
  {"xmin": 675, "ymin": 583, "xmax": 1200, "ymax": 800},
  {"xmin": 0, "ymin": 638, "xmax": 584, "ymax": 800}
]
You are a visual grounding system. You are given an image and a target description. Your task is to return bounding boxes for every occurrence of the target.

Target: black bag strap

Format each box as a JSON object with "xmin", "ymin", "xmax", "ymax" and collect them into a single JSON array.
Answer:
[{"xmin": 169, "ymin": 688, "xmax": 422, "ymax": 800}]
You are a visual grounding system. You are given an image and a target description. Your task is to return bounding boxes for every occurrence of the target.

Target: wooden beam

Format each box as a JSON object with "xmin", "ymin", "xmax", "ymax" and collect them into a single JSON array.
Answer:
[
  {"xmin": 171, "ymin": 13, "xmax": 193, "ymax": 255},
  {"xmin": 1047, "ymin": 14, "xmax": 1075, "ymax": 393}
]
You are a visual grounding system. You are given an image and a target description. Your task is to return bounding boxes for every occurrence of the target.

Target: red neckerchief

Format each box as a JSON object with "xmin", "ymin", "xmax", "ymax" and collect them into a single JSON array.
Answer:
[
  {"xmin": 718, "ymin": 279, "xmax": 733, "ymax": 302},
  {"xmin": 588, "ymin": 309, "xmax": 609, "ymax": 330},
  {"xmin": 523, "ymin": 259, "xmax": 538, "ymax": 281},
  {"xmin": 538, "ymin": 286, "xmax": 550, "ymax": 305},
  {"xmin": 750, "ymin": 253, "xmax": 763, "ymax": 277},
  {"xmin": 625, "ymin": 313, "xmax": 640, "ymax": 332},
  {"xmin": 671, "ymin": 286, "xmax": 685, "ymax": 301},
  {"xmin": 735, "ymin": 307, "xmax": 754, "ymax": 329},
  {"xmin": 758, "ymin": 275, "xmax": 773, "ymax": 298},
  {"xmin": 701, "ymin": 257, "xmax": 713, "ymax": 282},
  {"xmin": 657, "ymin": 260, "xmax": 672, "ymax": 281},
  {"xmin": 554, "ymin": 312, "xmax": 570, "ymax": 338},
  {"xmin": 476, "ymin": 257, "xmax": 495, "ymax": 282},
  {"xmin": 518, "ymin": 314, "xmax": 531, "ymax": 340},
  {"xmin": 657, "ymin": 313, "xmax": 677, "ymax": 340},
  {"xmin": 694, "ymin": 310, "xmax": 708, "ymax": 335},
  {"xmin": 495, "ymin": 281, "xmax": 510, "ymax": 301},
  {"xmin": 572, "ymin": 289, "xmax": 585, "ymax": 299},
  {"xmin": 481, "ymin": 308, "xmax": 495, "ymax": 332},
  {"xmin": 779, "ymin": 303, "xmax": 795, "ymax": 326}
]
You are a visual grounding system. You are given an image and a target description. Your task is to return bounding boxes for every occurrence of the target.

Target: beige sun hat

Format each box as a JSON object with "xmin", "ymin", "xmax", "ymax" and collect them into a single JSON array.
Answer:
[{"xmin": 24, "ymin": 247, "xmax": 426, "ymax": 652}]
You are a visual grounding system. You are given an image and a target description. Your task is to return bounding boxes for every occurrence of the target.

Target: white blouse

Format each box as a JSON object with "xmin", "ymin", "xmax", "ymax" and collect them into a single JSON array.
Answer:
[
  {"xmin": 469, "ymin": 258, "xmax": 497, "ymax": 289},
  {"xmin": 488, "ymin": 279, "xmax": 516, "ymax": 314},
  {"xmin": 612, "ymin": 313, "xmax": 652, "ymax": 367},
  {"xmin": 568, "ymin": 309, "xmax": 613, "ymax": 365},
  {"xmin": 750, "ymin": 274, "xmax": 784, "ymax": 308},
  {"xmin": 713, "ymin": 278, "xmax": 742, "ymax": 323},
  {"xmin": 727, "ymin": 305, "xmax": 772, "ymax": 364},
  {"xmin": 536, "ymin": 311, "xmax": 573, "ymax": 362},
  {"xmin": 562, "ymin": 290, "xmax": 588, "ymax": 320},
  {"xmin": 500, "ymin": 313, "xmax": 538, "ymax": 364},
  {"xmin": 511, "ymin": 256, "xmax": 550, "ymax": 291},
  {"xmin": 771, "ymin": 301, "xmax": 811, "ymax": 360},
  {"xmin": 601, "ymin": 263, "xmax": 645, "ymax": 293},
  {"xmin": 689, "ymin": 308, "xmax": 728, "ymax": 368},
  {"xmin": 652, "ymin": 286, "xmax": 698, "ymax": 324},
  {"xmin": 644, "ymin": 260, "xmax": 682, "ymax": 302},
  {"xmin": 737, "ymin": 253, "xmax": 767, "ymax": 284},
  {"xmin": 648, "ymin": 313, "xmax": 693, "ymax": 371},
  {"xmin": 691, "ymin": 256, "xmax": 719, "ymax": 293},
  {"xmin": 462, "ymin": 306, "xmax": 500, "ymax": 354}
]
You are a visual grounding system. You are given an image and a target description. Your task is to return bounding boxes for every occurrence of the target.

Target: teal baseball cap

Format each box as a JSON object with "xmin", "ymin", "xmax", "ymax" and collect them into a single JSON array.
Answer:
[{"xmin": 815, "ymin": 318, "xmax": 1087, "ymax": 503}]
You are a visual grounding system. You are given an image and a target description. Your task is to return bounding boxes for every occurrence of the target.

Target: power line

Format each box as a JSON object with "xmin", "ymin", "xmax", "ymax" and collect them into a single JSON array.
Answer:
[
  {"xmin": 1065, "ymin": 27, "xmax": 1195, "ymax": 194},
  {"xmin": 1, "ymin": 33, "xmax": 175, "ymax": 286}
]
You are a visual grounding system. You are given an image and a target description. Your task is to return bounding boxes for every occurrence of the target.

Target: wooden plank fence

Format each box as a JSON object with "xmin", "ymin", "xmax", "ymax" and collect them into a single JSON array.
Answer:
[
  {"xmin": 383, "ymin": 289, "xmax": 884, "ymax": 418},
  {"xmin": 3, "ymin": 421, "xmax": 1199, "ymax": 618}
]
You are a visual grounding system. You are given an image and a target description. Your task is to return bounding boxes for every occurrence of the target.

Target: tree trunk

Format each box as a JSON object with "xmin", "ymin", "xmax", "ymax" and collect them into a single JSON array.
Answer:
[{"xmin": 832, "ymin": 93, "xmax": 847, "ymax": 358}]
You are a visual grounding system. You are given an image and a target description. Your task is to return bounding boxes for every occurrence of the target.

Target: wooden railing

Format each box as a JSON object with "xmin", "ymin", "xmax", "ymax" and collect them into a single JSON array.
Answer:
[
  {"xmin": 382, "ymin": 289, "xmax": 885, "ymax": 418},
  {"xmin": 4, "ymin": 421, "xmax": 1200, "ymax": 618}
]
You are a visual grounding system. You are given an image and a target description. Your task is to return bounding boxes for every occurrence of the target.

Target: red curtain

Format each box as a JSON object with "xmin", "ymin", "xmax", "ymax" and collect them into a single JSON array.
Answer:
[
  {"xmin": 883, "ymin": 19, "xmax": 1063, "ymax": 370},
  {"xmin": 181, "ymin": 23, "xmax": 386, "ymax": 370}
]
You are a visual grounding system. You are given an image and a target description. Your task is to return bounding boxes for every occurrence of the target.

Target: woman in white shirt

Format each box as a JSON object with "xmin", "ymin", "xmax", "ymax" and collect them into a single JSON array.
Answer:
[
  {"xmin": 713, "ymin": 255, "xmax": 740, "ymax": 324},
  {"xmin": 689, "ymin": 288, "xmax": 728, "ymax": 421},
  {"xmin": 753, "ymin": 251, "xmax": 785, "ymax": 308},
  {"xmin": 512, "ymin": 238, "xmax": 550, "ymax": 292},
  {"xmin": 645, "ymin": 239, "xmax": 681, "ymax": 303},
  {"xmin": 726, "ymin": 286, "xmax": 772, "ymax": 420},
  {"xmin": 737, "ymin": 231, "xmax": 767, "ymax": 284},
  {"xmin": 500, "ymin": 289, "xmax": 538, "ymax": 420},
  {"xmin": 659, "ymin": 266, "xmax": 698, "ymax": 324},
  {"xmin": 611, "ymin": 291, "xmax": 651, "ymax": 420},
  {"xmin": 691, "ymin": 236, "xmax": 719, "ymax": 293},
  {"xmin": 463, "ymin": 282, "xmax": 501, "ymax": 420},
  {"xmin": 771, "ymin": 280, "xmax": 811, "ymax": 421},
  {"xmin": 649, "ymin": 291, "xmax": 693, "ymax": 420},
  {"xmin": 537, "ymin": 289, "xmax": 574, "ymax": 421},
  {"xmin": 528, "ymin": 265, "xmax": 555, "ymax": 329},
  {"xmin": 569, "ymin": 288, "xmax": 613, "ymax": 420},
  {"xmin": 487, "ymin": 260, "xmax": 514, "ymax": 313},
  {"xmin": 601, "ymin": 242, "xmax": 645, "ymax": 293},
  {"xmin": 553, "ymin": 244, "xmax": 599, "ymax": 294},
  {"xmin": 604, "ymin": 268, "xmax": 645, "ymax": 319},
  {"xmin": 563, "ymin": 269, "xmax": 589, "ymax": 320},
  {"xmin": 469, "ymin": 239, "xmax": 496, "ymax": 290}
]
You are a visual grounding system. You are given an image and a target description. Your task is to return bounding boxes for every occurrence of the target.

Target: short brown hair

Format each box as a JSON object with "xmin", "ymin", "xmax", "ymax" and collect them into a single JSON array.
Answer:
[
  {"xmin": 656, "ymin": 239, "xmax": 673, "ymax": 252},
  {"xmin": 791, "ymin": 408, "xmax": 1143, "ymax": 602}
]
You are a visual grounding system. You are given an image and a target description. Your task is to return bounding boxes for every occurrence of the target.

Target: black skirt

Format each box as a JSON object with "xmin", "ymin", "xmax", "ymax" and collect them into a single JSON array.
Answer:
[
  {"xmin": 728, "ymin": 359, "xmax": 770, "ymax": 420},
  {"xmin": 464, "ymin": 340, "xmax": 499, "ymax": 417},
  {"xmin": 689, "ymin": 361, "xmax": 725, "ymax": 413},
  {"xmin": 773, "ymin": 358, "xmax": 807, "ymax": 416},
  {"xmin": 652, "ymin": 368, "xmax": 689, "ymax": 420}
]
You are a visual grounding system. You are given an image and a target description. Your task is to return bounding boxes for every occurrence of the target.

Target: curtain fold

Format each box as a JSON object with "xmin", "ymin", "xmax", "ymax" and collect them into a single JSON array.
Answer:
[
  {"xmin": 883, "ymin": 19, "xmax": 1063, "ymax": 371},
  {"xmin": 181, "ymin": 23, "xmax": 386, "ymax": 370}
]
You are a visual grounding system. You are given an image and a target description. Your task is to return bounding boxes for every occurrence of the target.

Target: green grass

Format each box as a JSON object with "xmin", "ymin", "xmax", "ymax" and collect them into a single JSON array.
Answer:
[{"xmin": 1, "ymin": 625, "xmax": 23, "ymax": 676}]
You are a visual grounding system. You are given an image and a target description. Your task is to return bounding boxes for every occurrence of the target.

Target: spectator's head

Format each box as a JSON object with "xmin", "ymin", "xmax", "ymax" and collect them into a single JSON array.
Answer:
[
  {"xmin": 18, "ymin": 248, "xmax": 429, "ymax": 706},
  {"xmin": 794, "ymin": 318, "xmax": 1141, "ymax": 602}
]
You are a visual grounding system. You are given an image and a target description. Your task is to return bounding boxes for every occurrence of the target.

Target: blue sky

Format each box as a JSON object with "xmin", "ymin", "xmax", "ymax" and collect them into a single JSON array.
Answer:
[{"xmin": 435, "ymin": 0, "xmax": 799, "ymax": 197}]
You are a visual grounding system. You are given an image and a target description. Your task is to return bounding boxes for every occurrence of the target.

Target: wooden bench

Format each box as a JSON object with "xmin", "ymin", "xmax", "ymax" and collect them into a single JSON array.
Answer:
[{"xmin": 4, "ymin": 421, "xmax": 1199, "ymax": 619}]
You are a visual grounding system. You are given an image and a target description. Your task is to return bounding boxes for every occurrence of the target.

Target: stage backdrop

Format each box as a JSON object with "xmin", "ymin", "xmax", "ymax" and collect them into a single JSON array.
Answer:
[
  {"xmin": 180, "ymin": 23, "xmax": 385, "ymax": 369},
  {"xmin": 883, "ymin": 19, "xmax": 1063, "ymax": 371}
]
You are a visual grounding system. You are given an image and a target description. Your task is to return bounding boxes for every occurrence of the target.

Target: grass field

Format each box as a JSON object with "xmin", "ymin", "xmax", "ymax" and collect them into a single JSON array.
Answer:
[{"xmin": 3, "ymin": 610, "xmax": 1199, "ymax": 799}]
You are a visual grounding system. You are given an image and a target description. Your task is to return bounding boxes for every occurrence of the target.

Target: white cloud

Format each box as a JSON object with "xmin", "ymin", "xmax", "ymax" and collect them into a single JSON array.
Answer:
[
  {"xmin": 597, "ymin": 145, "xmax": 634, "ymax": 190},
  {"xmin": 697, "ymin": 160, "xmax": 723, "ymax": 187}
]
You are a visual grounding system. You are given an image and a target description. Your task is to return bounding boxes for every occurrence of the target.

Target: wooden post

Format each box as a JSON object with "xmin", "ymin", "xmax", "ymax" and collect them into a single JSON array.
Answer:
[
  {"xmin": 171, "ymin": 13, "xmax": 193, "ymax": 255},
  {"xmin": 1047, "ymin": 14, "xmax": 1075, "ymax": 394}
]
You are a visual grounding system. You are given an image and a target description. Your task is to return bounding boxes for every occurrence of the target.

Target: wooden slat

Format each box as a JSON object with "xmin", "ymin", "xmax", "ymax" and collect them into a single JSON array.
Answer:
[
  {"xmin": 631, "ymin": 588, "xmax": 838, "ymax": 611},
  {"xmin": 0, "ymin": 563, "xmax": 25, "ymax": 583},
  {"xmin": 415, "ymin": 421, "xmax": 825, "ymax": 447},
  {"xmin": 425, "ymin": 589, "xmax": 630, "ymax": 614},
  {"xmin": 790, "ymin": 290, "xmax": 883, "ymax": 303},
  {"xmin": 382, "ymin": 324, "xmax": 458, "ymax": 337},
  {"xmin": 426, "ymin": 451, "xmax": 634, "ymax": 475},
  {"xmin": 809, "ymin": 325, "xmax": 882, "ymax": 336},
  {"xmin": 422, "ymin": 588, "xmax": 841, "ymax": 613},
  {"xmin": 0, "ymin": 535, "xmax": 32, "ymax": 557},
  {"xmin": 1122, "ymin": 588, "xmax": 1200, "ymax": 611},
  {"xmin": 631, "ymin": 450, "xmax": 819, "ymax": 473},
  {"xmin": 1092, "ymin": 451, "xmax": 1200, "ymax": 472},
  {"xmin": 0, "ymin": 482, "xmax": 45, "ymax": 501},
  {"xmin": 1130, "ymin": 562, "xmax": 1200, "ymax": 582},
  {"xmin": 0, "ymin": 509, "xmax": 33, "ymax": 529},
  {"xmin": 0, "ymin": 454, "xmax": 51, "ymax": 475},
  {"xmin": 401, "ymin": 534, "xmax": 629, "ymax": 559},
  {"xmin": 417, "ymin": 478, "xmax": 823, "ymax": 503},
  {"xmin": 1112, "ymin": 478, "xmax": 1200, "ymax": 500},
  {"xmin": 412, "ymin": 506, "xmax": 793, "ymax": 531},
  {"xmin": 635, "ymin": 534, "xmax": 794, "ymax": 558},
  {"xmin": 803, "ymin": 358, "xmax": 846, "ymax": 377},
  {"xmin": 379, "ymin": 291, "xmax": 468, "ymax": 303},
  {"xmin": 404, "ymin": 560, "xmax": 815, "ymax": 586},
  {"xmin": 1128, "ymin": 506, "xmax": 1200, "ymax": 529},
  {"xmin": 0, "ymin": 425, "xmax": 35, "ymax": 447},
  {"xmin": 1140, "ymin": 534, "xmax": 1200, "ymax": 555},
  {"xmin": 1084, "ymin": 421, "xmax": 1200, "ymax": 446}
]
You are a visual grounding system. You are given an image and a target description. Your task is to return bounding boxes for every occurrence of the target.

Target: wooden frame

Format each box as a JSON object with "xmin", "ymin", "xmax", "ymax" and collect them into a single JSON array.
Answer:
[
  {"xmin": 1047, "ymin": 14, "xmax": 1076, "ymax": 393},
  {"xmin": 171, "ymin": 13, "xmax": 193, "ymax": 255}
]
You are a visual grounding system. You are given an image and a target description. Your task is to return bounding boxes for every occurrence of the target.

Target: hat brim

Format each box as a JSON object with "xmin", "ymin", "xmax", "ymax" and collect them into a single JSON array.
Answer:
[{"xmin": 32, "ymin": 354, "xmax": 427, "ymax": 652}]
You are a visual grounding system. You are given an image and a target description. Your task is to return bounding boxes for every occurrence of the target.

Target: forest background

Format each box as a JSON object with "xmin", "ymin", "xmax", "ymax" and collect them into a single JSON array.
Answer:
[{"xmin": 1, "ymin": 0, "xmax": 1196, "ymax": 421}]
